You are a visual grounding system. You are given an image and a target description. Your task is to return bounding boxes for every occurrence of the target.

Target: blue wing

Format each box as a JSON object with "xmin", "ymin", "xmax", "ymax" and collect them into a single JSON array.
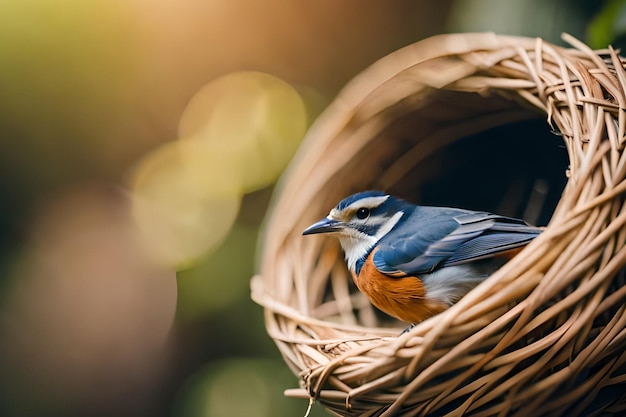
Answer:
[{"xmin": 372, "ymin": 206, "xmax": 542, "ymax": 276}]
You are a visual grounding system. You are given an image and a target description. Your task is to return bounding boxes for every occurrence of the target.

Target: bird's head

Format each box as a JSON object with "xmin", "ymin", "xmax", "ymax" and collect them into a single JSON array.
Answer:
[{"xmin": 302, "ymin": 190, "xmax": 409, "ymax": 271}]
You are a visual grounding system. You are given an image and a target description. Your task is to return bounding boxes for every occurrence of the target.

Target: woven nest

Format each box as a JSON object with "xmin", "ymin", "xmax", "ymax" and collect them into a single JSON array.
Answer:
[{"xmin": 251, "ymin": 33, "xmax": 626, "ymax": 416}]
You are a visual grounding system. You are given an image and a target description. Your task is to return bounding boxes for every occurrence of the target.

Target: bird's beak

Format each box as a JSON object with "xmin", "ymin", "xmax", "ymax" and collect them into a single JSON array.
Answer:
[{"xmin": 302, "ymin": 218, "xmax": 343, "ymax": 235}]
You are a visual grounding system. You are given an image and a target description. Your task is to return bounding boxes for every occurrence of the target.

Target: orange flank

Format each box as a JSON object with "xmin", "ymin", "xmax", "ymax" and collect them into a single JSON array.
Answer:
[{"xmin": 353, "ymin": 251, "xmax": 448, "ymax": 323}]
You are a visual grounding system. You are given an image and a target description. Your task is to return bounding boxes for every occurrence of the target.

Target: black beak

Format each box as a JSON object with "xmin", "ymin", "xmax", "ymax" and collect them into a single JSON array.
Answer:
[{"xmin": 302, "ymin": 218, "xmax": 343, "ymax": 235}]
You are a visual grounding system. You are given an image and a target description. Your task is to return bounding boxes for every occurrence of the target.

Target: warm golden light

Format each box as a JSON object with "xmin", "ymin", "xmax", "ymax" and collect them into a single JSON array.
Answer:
[
  {"xmin": 178, "ymin": 71, "xmax": 308, "ymax": 192},
  {"xmin": 131, "ymin": 140, "xmax": 241, "ymax": 268},
  {"xmin": 132, "ymin": 71, "xmax": 307, "ymax": 267}
]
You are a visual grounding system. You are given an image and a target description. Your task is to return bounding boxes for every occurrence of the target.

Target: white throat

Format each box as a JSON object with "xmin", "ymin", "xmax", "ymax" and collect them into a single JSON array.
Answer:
[{"xmin": 339, "ymin": 234, "xmax": 378, "ymax": 273}]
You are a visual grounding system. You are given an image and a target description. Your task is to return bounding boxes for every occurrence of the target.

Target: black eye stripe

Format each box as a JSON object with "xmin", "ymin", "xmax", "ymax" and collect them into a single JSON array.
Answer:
[{"xmin": 356, "ymin": 207, "xmax": 370, "ymax": 219}]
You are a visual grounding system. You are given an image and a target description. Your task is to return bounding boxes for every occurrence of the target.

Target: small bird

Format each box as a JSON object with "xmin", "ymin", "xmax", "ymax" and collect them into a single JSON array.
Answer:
[{"xmin": 302, "ymin": 191, "xmax": 542, "ymax": 324}]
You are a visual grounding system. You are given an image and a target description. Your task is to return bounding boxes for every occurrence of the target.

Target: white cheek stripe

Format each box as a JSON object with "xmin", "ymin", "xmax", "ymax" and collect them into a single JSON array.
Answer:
[
  {"xmin": 374, "ymin": 211, "xmax": 403, "ymax": 241},
  {"xmin": 341, "ymin": 211, "xmax": 404, "ymax": 272}
]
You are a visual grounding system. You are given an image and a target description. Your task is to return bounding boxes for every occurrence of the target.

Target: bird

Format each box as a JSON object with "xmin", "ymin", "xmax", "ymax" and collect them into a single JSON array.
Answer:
[{"xmin": 302, "ymin": 190, "xmax": 543, "ymax": 324}]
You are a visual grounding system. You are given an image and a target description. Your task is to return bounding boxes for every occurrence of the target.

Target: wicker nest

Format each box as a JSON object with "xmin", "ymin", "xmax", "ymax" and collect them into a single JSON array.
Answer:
[{"xmin": 251, "ymin": 33, "xmax": 626, "ymax": 416}]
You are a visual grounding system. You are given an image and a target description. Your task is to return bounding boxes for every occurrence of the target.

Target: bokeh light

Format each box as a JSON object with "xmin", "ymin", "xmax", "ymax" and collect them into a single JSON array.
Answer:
[
  {"xmin": 178, "ymin": 71, "xmax": 308, "ymax": 192},
  {"xmin": 172, "ymin": 358, "xmax": 314, "ymax": 417},
  {"xmin": 132, "ymin": 71, "xmax": 307, "ymax": 268},
  {"xmin": 131, "ymin": 140, "xmax": 242, "ymax": 268}
]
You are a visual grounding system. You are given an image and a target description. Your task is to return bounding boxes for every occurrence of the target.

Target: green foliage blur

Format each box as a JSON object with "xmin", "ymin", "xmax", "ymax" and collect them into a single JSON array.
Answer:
[{"xmin": 0, "ymin": 1, "xmax": 614, "ymax": 416}]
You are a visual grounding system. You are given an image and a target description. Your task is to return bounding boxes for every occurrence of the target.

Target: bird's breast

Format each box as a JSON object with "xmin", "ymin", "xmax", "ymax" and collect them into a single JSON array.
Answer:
[{"xmin": 353, "ymin": 250, "xmax": 448, "ymax": 323}]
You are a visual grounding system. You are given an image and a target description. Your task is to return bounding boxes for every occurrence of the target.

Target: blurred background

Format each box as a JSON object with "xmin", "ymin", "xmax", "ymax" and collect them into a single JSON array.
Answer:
[{"xmin": 0, "ymin": 1, "xmax": 622, "ymax": 416}]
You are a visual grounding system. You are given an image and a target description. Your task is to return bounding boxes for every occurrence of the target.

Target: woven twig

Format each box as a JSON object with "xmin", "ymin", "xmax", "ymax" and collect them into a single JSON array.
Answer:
[{"xmin": 252, "ymin": 33, "xmax": 626, "ymax": 416}]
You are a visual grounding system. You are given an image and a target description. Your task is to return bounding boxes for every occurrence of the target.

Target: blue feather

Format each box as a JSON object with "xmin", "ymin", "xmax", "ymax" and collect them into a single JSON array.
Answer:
[{"xmin": 373, "ymin": 206, "xmax": 541, "ymax": 276}]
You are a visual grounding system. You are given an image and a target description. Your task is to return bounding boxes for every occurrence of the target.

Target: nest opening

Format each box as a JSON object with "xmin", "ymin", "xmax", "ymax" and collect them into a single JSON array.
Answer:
[
  {"xmin": 310, "ymin": 88, "xmax": 570, "ymax": 329},
  {"xmin": 386, "ymin": 113, "xmax": 569, "ymax": 226}
]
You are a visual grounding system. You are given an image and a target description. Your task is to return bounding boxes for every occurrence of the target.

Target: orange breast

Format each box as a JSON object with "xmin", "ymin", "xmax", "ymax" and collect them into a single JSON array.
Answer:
[{"xmin": 353, "ymin": 251, "xmax": 448, "ymax": 323}]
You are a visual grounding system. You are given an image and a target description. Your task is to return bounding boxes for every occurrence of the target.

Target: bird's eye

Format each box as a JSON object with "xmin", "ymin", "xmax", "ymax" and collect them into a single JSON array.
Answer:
[{"xmin": 356, "ymin": 207, "xmax": 370, "ymax": 220}]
